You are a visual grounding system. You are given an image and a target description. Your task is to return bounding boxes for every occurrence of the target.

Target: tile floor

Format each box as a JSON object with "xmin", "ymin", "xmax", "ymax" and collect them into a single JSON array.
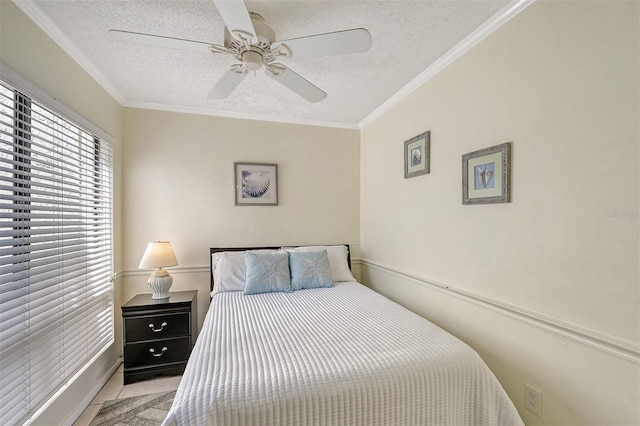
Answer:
[{"xmin": 72, "ymin": 364, "xmax": 182, "ymax": 426}]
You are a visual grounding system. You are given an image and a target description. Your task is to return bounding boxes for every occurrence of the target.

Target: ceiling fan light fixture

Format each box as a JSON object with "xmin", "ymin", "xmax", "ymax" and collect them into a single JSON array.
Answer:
[
  {"xmin": 110, "ymin": 0, "xmax": 372, "ymax": 103},
  {"xmin": 241, "ymin": 50, "xmax": 263, "ymax": 71}
]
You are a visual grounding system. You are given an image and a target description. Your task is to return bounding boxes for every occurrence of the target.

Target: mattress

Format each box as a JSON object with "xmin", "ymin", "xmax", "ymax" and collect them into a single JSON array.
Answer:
[{"xmin": 163, "ymin": 281, "xmax": 523, "ymax": 425}]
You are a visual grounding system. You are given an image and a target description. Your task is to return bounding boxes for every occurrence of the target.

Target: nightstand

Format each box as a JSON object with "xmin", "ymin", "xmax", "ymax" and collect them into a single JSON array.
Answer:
[{"xmin": 121, "ymin": 290, "xmax": 197, "ymax": 384}]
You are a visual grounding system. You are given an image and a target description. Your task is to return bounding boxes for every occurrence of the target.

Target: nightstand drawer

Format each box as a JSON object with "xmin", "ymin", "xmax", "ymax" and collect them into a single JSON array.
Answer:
[
  {"xmin": 124, "ymin": 312, "xmax": 190, "ymax": 342},
  {"xmin": 124, "ymin": 336, "xmax": 191, "ymax": 368},
  {"xmin": 122, "ymin": 291, "xmax": 197, "ymax": 384}
]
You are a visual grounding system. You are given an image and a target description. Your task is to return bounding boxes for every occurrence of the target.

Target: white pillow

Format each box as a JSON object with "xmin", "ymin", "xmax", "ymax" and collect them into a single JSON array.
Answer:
[
  {"xmin": 287, "ymin": 245, "xmax": 355, "ymax": 282},
  {"xmin": 211, "ymin": 252, "xmax": 246, "ymax": 295},
  {"xmin": 211, "ymin": 249, "xmax": 281, "ymax": 295}
]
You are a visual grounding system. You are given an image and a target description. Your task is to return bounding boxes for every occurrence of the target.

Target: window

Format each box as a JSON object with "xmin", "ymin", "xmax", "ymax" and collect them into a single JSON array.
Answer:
[{"xmin": 0, "ymin": 79, "xmax": 114, "ymax": 425}]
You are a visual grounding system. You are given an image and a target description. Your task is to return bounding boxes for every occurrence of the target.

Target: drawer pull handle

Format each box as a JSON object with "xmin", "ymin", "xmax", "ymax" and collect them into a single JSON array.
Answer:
[
  {"xmin": 149, "ymin": 347, "xmax": 168, "ymax": 357},
  {"xmin": 148, "ymin": 322, "xmax": 168, "ymax": 332}
]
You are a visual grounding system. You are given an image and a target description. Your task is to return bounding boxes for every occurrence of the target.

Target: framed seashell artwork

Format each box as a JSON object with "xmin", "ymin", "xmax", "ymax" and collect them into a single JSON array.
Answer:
[
  {"xmin": 234, "ymin": 162, "xmax": 278, "ymax": 206},
  {"xmin": 404, "ymin": 131, "xmax": 430, "ymax": 179},
  {"xmin": 462, "ymin": 142, "xmax": 511, "ymax": 205}
]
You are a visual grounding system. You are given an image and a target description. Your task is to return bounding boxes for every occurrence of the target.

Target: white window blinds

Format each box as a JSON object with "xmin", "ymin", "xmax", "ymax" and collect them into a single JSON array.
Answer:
[{"xmin": 0, "ymin": 79, "xmax": 114, "ymax": 426}]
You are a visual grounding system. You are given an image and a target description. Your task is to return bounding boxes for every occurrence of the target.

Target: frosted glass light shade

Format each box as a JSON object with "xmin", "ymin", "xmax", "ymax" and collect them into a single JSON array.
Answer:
[{"xmin": 139, "ymin": 241, "xmax": 179, "ymax": 299}]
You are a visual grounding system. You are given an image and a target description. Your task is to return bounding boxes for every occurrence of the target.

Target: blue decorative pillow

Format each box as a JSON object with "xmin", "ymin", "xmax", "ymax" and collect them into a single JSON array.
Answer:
[
  {"xmin": 244, "ymin": 251, "xmax": 293, "ymax": 295},
  {"xmin": 289, "ymin": 250, "xmax": 334, "ymax": 290}
]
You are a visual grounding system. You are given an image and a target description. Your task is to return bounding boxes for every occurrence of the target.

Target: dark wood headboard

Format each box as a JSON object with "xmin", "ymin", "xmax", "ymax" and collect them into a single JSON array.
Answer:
[{"xmin": 209, "ymin": 245, "xmax": 352, "ymax": 292}]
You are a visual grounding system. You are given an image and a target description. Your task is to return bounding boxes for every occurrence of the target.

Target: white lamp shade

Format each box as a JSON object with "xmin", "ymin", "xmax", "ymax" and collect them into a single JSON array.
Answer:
[{"xmin": 138, "ymin": 241, "xmax": 179, "ymax": 269}]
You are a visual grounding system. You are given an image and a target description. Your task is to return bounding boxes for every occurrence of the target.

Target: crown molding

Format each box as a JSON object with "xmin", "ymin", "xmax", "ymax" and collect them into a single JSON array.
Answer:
[
  {"xmin": 359, "ymin": 0, "xmax": 535, "ymax": 129},
  {"xmin": 123, "ymin": 101, "xmax": 360, "ymax": 130},
  {"xmin": 14, "ymin": 0, "xmax": 127, "ymax": 105}
]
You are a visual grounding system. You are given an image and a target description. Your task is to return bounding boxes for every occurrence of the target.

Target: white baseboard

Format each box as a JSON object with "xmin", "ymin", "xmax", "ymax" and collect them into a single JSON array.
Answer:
[{"xmin": 63, "ymin": 356, "xmax": 122, "ymax": 426}]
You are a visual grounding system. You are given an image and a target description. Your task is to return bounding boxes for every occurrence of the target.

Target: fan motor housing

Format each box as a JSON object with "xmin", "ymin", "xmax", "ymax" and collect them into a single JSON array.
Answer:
[{"xmin": 224, "ymin": 12, "xmax": 274, "ymax": 51}]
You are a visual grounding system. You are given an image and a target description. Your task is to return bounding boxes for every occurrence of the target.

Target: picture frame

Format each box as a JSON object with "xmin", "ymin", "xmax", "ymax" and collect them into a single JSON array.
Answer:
[
  {"xmin": 234, "ymin": 162, "xmax": 278, "ymax": 206},
  {"xmin": 404, "ymin": 131, "xmax": 430, "ymax": 179},
  {"xmin": 462, "ymin": 142, "xmax": 511, "ymax": 205}
]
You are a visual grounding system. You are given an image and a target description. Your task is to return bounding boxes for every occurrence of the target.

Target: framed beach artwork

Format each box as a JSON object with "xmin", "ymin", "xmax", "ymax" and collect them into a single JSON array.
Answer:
[
  {"xmin": 462, "ymin": 142, "xmax": 511, "ymax": 205},
  {"xmin": 234, "ymin": 162, "xmax": 278, "ymax": 206},
  {"xmin": 404, "ymin": 131, "xmax": 430, "ymax": 179}
]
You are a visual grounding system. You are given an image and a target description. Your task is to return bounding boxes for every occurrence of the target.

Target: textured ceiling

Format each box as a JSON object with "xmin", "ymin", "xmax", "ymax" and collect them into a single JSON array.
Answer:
[{"xmin": 23, "ymin": 0, "xmax": 518, "ymax": 128}]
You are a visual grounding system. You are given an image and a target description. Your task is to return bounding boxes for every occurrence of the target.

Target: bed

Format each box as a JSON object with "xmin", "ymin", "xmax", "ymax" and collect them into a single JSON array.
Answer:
[{"xmin": 162, "ymin": 245, "xmax": 523, "ymax": 425}]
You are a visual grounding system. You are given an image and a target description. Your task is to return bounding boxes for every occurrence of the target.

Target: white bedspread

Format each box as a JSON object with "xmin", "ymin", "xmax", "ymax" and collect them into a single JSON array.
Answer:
[{"xmin": 163, "ymin": 281, "xmax": 523, "ymax": 425}]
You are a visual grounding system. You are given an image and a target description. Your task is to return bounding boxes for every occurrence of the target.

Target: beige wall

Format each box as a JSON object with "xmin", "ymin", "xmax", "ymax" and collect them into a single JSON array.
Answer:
[
  {"xmin": 120, "ymin": 108, "xmax": 361, "ymax": 331},
  {"xmin": 360, "ymin": 1, "xmax": 639, "ymax": 425},
  {"xmin": 0, "ymin": 1, "xmax": 124, "ymax": 425}
]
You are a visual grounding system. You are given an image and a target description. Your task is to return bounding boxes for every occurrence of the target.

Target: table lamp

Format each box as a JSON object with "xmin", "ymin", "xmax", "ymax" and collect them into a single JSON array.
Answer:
[{"xmin": 138, "ymin": 241, "xmax": 179, "ymax": 299}]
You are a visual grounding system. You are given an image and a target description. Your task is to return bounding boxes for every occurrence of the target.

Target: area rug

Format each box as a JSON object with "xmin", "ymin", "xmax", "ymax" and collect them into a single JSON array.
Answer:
[{"xmin": 89, "ymin": 390, "xmax": 175, "ymax": 426}]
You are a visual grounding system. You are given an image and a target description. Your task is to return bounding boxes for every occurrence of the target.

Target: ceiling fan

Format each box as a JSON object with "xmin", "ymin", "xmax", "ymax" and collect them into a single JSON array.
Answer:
[{"xmin": 109, "ymin": 0, "xmax": 372, "ymax": 103}]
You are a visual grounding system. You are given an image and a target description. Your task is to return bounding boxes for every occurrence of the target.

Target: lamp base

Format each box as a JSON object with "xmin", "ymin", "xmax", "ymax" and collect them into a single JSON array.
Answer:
[{"xmin": 148, "ymin": 268, "xmax": 173, "ymax": 299}]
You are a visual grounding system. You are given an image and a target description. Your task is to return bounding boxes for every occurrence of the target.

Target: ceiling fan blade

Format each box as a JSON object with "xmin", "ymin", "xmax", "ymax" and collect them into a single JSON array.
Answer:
[
  {"xmin": 207, "ymin": 70, "xmax": 247, "ymax": 99},
  {"xmin": 212, "ymin": 0, "xmax": 256, "ymax": 43},
  {"xmin": 271, "ymin": 28, "xmax": 372, "ymax": 60},
  {"xmin": 108, "ymin": 30, "xmax": 229, "ymax": 54},
  {"xmin": 266, "ymin": 65, "xmax": 327, "ymax": 103}
]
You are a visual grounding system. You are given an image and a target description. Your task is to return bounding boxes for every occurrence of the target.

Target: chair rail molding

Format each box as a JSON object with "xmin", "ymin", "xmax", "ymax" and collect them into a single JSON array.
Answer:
[
  {"xmin": 118, "ymin": 266, "xmax": 210, "ymax": 279},
  {"xmin": 361, "ymin": 259, "xmax": 640, "ymax": 364},
  {"xmin": 117, "ymin": 258, "xmax": 638, "ymax": 364}
]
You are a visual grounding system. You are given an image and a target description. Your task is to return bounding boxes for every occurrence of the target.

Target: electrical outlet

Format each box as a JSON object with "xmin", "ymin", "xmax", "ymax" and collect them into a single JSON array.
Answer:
[{"xmin": 525, "ymin": 384, "xmax": 542, "ymax": 417}]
